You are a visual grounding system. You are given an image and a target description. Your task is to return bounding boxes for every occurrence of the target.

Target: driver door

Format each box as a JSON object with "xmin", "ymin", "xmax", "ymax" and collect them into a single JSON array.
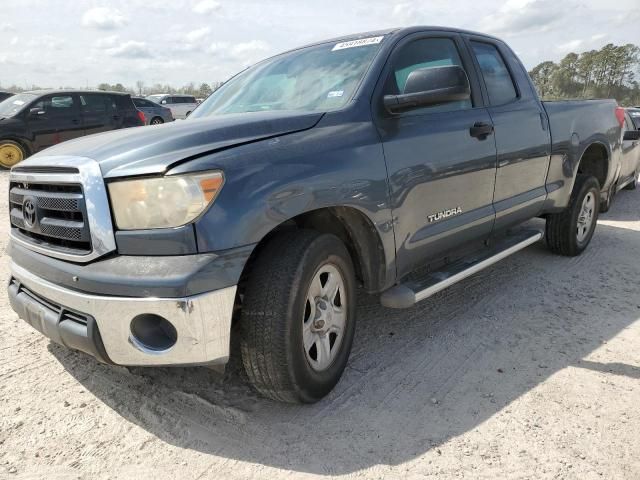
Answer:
[{"xmin": 373, "ymin": 33, "xmax": 497, "ymax": 279}]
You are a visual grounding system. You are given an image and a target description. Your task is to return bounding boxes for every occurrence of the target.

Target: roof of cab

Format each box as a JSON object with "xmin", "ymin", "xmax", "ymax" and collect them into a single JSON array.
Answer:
[{"xmin": 292, "ymin": 26, "xmax": 501, "ymax": 51}]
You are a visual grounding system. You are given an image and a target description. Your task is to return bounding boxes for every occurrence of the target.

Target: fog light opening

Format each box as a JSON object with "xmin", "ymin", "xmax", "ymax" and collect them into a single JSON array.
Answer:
[{"xmin": 130, "ymin": 314, "xmax": 177, "ymax": 353}]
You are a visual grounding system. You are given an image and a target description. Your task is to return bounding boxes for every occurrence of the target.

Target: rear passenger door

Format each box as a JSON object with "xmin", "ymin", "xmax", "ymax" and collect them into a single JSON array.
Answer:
[
  {"xmin": 464, "ymin": 37, "xmax": 551, "ymax": 230},
  {"xmin": 374, "ymin": 32, "xmax": 498, "ymax": 279},
  {"xmin": 80, "ymin": 93, "xmax": 113, "ymax": 136}
]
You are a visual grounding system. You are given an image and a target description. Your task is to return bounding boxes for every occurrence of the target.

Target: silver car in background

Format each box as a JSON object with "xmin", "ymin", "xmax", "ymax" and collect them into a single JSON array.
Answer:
[
  {"xmin": 132, "ymin": 97, "xmax": 174, "ymax": 125},
  {"xmin": 145, "ymin": 94, "xmax": 198, "ymax": 119}
]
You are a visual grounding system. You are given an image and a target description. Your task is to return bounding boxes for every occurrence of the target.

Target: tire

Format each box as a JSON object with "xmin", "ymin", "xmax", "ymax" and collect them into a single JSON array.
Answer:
[
  {"xmin": 0, "ymin": 140, "xmax": 26, "ymax": 169},
  {"xmin": 185, "ymin": 111, "xmax": 191, "ymax": 117},
  {"xmin": 150, "ymin": 117, "xmax": 164, "ymax": 125},
  {"xmin": 624, "ymin": 170, "xmax": 638, "ymax": 190},
  {"xmin": 546, "ymin": 175, "xmax": 600, "ymax": 256},
  {"xmin": 239, "ymin": 230, "xmax": 357, "ymax": 403}
]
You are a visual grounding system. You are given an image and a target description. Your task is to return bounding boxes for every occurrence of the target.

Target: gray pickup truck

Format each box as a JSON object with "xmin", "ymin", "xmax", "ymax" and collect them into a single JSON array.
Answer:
[{"xmin": 7, "ymin": 27, "xmax": 628, "ymax": 403}]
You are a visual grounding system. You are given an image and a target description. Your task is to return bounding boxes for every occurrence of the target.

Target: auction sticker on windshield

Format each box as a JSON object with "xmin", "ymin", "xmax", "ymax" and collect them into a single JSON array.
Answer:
[{"xmin": 332, "ymin": 36, "xmax": 384, "ymax": 51}]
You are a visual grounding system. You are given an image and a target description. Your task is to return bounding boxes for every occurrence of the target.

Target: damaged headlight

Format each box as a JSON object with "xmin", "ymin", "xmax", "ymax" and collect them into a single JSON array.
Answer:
[{"xmin": 108, "ymin": 171, "xmax": 224, "ymax": 230}]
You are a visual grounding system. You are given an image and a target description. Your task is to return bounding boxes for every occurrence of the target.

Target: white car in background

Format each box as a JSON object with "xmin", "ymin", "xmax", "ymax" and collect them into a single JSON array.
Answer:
[{"xmin": 145, "ymin": 94, "xmax": 198, "ymax": 119}]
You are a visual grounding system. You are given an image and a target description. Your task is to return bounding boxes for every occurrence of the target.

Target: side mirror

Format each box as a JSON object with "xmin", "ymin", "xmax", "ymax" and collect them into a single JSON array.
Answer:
[
  {"xmin": 623, "ymin": 130, "xmax": 640, "ymax": 141},
  {"xmin": 161, "ymin": 100, "xmax": 167, "ymax": 105},
  {"xmin": 29, "ymin": 108, "xmax": 45, "ymax": 117},
  {"xmin": 384, "ymin": 65, "xmax": 470, "ymax": 114}
]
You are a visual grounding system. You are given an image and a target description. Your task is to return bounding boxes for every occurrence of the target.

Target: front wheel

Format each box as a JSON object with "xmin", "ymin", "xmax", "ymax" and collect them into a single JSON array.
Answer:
[
  {"xmin": 546, "ymin": 175, "xmax": 600, "ymax": 256},
  {"xmin": 0, "ymin": 140, "xmax": 26, "ymax": 169},
  {"xmin": 239, "ymin": 230, "xmax": 356, "ymax": 403}
]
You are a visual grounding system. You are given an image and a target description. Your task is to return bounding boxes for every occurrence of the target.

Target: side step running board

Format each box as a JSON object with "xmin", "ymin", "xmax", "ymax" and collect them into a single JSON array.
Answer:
[{"xmin": 380, "ymin": 230, "xmax": 543, "ymax": 309}]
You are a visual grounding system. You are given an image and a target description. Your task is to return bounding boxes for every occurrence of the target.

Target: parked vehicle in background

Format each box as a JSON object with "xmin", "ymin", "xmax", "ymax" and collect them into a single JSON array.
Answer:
[
  {"xmin": 132, "ymin": 97, "xmax": 174, "ymax": 125},
  {"xmin": 145, "ymin": 94, "xmax": 198, "ymax": 119},
  {"xmin": 627, "ymin": 107, "xmax": 640, "ymax": 129},
  {"xmin": 0, "ymin": 90, "xmax": 144, "ymax": 168},
  {"xmin": 619, "ymin": 109, "xmax": 640, "ymax": 191},
  {"xmin": 0, "ymin": 92, "xmax": 14, "ymax": 102},
  {"xmin": 7, "ymin": 27, "xmax": 624, "ymax": 404}
]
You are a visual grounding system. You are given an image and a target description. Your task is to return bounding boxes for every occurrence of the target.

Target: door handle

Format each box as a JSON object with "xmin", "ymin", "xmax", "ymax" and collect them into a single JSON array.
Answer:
[
  {"xmin": 470, "ymin": 122, "xmax": 494, "ymax": 139},
  {"xmin": 71, "ymin": 118, "xmax": 79, "ymax": 125}
]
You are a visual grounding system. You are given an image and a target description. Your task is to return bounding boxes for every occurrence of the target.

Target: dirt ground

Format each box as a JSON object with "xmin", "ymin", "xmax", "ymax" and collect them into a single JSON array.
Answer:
[{"xmin": 1, "ymin": 169, "xmax": 639, "ymax": 480}]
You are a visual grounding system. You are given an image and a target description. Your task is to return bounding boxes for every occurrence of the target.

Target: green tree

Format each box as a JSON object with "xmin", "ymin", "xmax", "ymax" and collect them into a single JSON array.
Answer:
[
  {"xmin": 529, "ymin": 61, "xmax": 559, "ymax": 98},
  {"xmin": 529, "ymin": 42, "xmax": 640, "ymax": 105},
  {"xmin": 198, "ymin": 83, "xmax": 212, "ymax": 98}
]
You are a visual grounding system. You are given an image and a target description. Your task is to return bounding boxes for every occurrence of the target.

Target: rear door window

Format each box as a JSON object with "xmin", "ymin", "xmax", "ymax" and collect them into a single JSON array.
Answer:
[
  {"xmin": 133, "ymin": 98, "xmax": 155, "ymax": 108},
  {"xmin": 470, "ymin": 41, "xmax": 518, "ymax": 105}
]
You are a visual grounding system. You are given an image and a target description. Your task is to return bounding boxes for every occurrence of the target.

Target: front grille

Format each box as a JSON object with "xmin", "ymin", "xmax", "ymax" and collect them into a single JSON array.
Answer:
[{"xmin": 9, "ymin": 181, "xmax": 92, "ymax": 253}]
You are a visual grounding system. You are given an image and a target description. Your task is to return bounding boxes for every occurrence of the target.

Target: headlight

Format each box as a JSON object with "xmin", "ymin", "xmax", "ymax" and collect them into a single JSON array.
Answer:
[{"xmin": 108, "ymin": 171, "xmax": 224, "ymax": 230}]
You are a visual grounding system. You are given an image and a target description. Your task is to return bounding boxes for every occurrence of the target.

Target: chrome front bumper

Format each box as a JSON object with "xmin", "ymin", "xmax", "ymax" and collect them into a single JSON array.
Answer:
[{"xmin": 10, "ymin": 262, "xmax": 237, "ymax": 366}]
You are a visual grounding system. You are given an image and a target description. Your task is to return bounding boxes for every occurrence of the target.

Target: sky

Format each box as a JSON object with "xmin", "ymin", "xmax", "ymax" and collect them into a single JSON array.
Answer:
[{"xmin": 0, "ymin": 0, "xmax": 639, "ymax": 90}]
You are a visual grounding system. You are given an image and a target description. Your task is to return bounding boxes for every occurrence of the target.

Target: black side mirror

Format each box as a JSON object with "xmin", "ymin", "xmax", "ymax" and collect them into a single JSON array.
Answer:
[
  {"xmin": 29, "ymin": 108, "xmax": 45, "ymax": 117},
  {"xmin": 384, "ymin": 65, "xmax": 470, "ymax": 114},
  {"xmin": 623, "ymin": 130, "xmax": 640, "ymax": 141}
]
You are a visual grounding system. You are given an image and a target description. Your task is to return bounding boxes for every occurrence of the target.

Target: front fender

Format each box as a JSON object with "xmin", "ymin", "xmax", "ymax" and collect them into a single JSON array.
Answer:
[{"xmin": 170, "ymin": 111, "xmax": 396, "ymax": 279}]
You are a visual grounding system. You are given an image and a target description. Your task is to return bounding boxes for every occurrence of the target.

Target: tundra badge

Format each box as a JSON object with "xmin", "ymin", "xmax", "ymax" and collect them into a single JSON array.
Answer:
[{"xmin": 428, "ymin": 207, "xmax": 462, "ymax": 223}]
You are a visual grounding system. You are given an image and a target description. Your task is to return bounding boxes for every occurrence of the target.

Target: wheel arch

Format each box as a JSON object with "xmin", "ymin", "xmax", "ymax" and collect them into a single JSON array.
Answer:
[
  {"xmin": 576, "ymin": 141, "xmax": 610, "ymax": 189},
  {"xmin": 238, "ymin": 206, "xmax": 389, "ymax": 296}
]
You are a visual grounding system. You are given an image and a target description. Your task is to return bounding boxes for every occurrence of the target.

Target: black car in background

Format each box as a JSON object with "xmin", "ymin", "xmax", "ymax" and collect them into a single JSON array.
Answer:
[
  {"xmin": 0, "ymin": 92, "xmax": 14, "ymax": 102},
  {"xmin": 0, "ymin": 90, "xmax": 144, "ymax": 168}
]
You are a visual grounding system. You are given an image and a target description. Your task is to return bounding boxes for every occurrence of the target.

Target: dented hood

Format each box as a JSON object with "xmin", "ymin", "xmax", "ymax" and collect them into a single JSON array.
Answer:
[{"xmin": 32, "ymin": 110, "xmax": 324, "ymax": 178}]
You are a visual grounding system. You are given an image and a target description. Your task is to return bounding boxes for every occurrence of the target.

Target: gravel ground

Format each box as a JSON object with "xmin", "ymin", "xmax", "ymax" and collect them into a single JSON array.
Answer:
[{"xmin": 1, "ymin": 170, "xmax": 639, "ymax": 480}]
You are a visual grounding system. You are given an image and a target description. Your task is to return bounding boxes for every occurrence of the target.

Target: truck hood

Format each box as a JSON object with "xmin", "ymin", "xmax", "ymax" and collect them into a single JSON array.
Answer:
[{"xmin": 31, "ymin": 110, "xmax": 324, "ymax": 178}]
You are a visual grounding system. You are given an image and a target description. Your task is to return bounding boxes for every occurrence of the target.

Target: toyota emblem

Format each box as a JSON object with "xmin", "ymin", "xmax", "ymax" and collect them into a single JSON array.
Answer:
[{"xmin": 23, "ymin": 198, "xmax": 36, "ymax": 228}]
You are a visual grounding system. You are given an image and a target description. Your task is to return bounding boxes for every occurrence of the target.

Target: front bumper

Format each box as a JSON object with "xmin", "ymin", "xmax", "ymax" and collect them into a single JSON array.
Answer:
[{"xmin": 9, "ymin": 262, "xmax": 237, "ymax": 366}]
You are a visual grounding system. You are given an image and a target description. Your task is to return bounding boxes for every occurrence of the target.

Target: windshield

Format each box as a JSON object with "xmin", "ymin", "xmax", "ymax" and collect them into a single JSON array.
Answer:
[
  {"xmin": 190, "ymin": 36, "xmax": 384, "ymax": 118},
  {"xmin": 0, "ymin": 93, "xmax": 36, "ymax": 117}
]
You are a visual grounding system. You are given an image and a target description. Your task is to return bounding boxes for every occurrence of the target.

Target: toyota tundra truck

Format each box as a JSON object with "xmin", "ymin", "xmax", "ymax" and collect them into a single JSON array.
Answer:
[{"xmin": 7, "ymin": 27, "xmax": 627, "ymax": 403}]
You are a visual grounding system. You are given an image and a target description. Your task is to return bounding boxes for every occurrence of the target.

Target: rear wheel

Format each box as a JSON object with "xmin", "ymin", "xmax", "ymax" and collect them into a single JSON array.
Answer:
[
  {"xmin": 0, "ymin": 140, "xmax": 25, "ymax": 169},
  {"xmin": 150, "ymin": 117, "xmax": 164, "ymax": 125},
  {"xmin": 546, "ymin": 175, "xmax": 600, "ymax": 256},
  {"xmin": 239, "ymin": 230, "xmax": 356, "ymax": 403}
]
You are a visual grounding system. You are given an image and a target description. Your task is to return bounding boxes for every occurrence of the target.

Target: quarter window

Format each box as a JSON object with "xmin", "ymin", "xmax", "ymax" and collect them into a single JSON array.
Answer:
[
  {"xmin": 385, "ymin": 38, "xmax": 472, "ymax": 114},
  {"xmin": 471, "ymin": 42, "xmax": 518, "ymax": 106}
]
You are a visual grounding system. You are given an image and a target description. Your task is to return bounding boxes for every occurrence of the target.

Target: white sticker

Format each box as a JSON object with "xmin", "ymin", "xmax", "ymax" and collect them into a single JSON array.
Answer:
[
  {"xmin": 327, "ymin": 90, "xmax": 344, "ymax": 98},
  {"xmin": 332, "ymin": 36, "xmax": 383, "ymax": 51}
]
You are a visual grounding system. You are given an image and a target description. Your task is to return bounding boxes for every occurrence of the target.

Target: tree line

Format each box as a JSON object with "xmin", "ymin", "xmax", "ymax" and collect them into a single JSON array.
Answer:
[
  {"xmin": 1, "ymin": 81, "xmax": 224, "ymax": 100},
  {"xmin": 529, "ymin": 43, "xmax": 640, "ymax": 106},
  {"xmin": 98, "ymin": 81, "xmax": 225, "ymax": 99}
]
